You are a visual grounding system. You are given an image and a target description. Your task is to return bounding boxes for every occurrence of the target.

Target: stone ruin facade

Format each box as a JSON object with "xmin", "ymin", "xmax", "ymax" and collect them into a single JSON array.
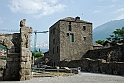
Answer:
[
  {"xmin": 49, "ymin": 17, "xmax": 92, "ymax": 66},
  {"xmin": 0, "ymin": 19, "xmax": 32, "ymax": 81},
  {"xmin": 60, "ymin": 45, "xmax": 124, "ymax": 76}
]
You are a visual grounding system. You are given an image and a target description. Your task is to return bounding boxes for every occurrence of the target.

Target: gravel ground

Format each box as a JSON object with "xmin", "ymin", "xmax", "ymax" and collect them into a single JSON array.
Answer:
[{"xmin": 0, "ymin": 72, "xmax": 124, "ymax": 83}]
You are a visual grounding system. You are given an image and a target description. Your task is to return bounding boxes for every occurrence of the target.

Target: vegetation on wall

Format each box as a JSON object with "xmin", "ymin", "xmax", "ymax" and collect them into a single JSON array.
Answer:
[{"xmin": 95, "ymin": 40, "xmax": 105, "ymax": 45}]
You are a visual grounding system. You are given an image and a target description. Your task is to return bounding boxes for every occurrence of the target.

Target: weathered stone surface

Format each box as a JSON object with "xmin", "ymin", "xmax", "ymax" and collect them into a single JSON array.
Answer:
[
  {"xmin": 49, "ymin": 16, "xmax": 92, "ymax": 66},
  {"xmin": 20, "ymin": 75, "xmax": 25, "ymax": 81},
  {"xmin": 20, "ymin": 62, "xmax": 25, "ymax": 69},
  {"xmin": 25, "ymin": 69, "xmax": 31, "ymax": 75},
  {"xmin": 25, "ymin": 75, "xmax": 31, "ymax": 80},
  {"xmin": 25, "ymin": 62, "xmax": 31, "ymax": 69},
  {"xmin": 1, "ymin": 19, "xmax": 32, "ymax": 81},
  {"xmin": 20, "ymin": 56, "xmax": 29, "ymax": 62},
  {"xmin": 7, "ymin": 57, "xmax": 13, "ymax": 62},
  {"xmin": 60, "ymin": 58, "xmax": 124, "ymax": 76},
  {"xmin": 14, "ymin": 58, "xmax": 20, "ymax": 61}
]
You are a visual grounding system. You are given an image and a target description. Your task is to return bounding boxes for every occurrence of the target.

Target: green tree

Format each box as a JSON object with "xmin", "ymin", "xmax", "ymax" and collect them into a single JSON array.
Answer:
[
  {"xmin": 106, "ymin": 27, "xmax": 124, "ymax": 44},
  {"xmin": 32, "ymin": 51, "xmax": 44, "ymax": 58},
  {"xmin": 95, "ymin": 40, "xmax": 105, "ymax": 45}
]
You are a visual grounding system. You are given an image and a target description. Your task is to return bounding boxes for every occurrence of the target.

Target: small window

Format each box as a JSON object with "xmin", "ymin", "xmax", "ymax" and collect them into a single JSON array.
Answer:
[
  {"xmin": 67, "ymin": 33, "xmax": 69, "ymax": 36},
  {"xmin": 83, "ymin": 37, "xmax": 86, "ymax": 41},
  {"xmin": 53, "ymin": 39, "xmax": 55, "ymax": 44},
  {"xmin": 82, "ymin": 26, "xmax": 86, "ymax": 31},
  {"xmin": 53, "ymin": 28, "xmax": 55, "ymax": 34},
  {"xmin": 53, "ymin": 48, "xmax": 54, "ymax": 54},
  {"xmin": 68, "ymin": 25, "xmax": 71, "ymax": 31},
  {"xmin": 57, "ymin": 46, "xmax": 58, "ymax": 53},
  {"xmin": 70, "ymin": 33, "xmax": 74, "ymax": 42},
  {"xmin": 50, "ymin": 30, "xmax": 52, "ymax": 34}
]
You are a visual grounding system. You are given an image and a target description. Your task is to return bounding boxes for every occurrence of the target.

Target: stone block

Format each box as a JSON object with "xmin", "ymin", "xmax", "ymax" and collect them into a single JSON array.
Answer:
[
  {"xmin": 20, "ymin": 69, "xmax": 25, "ymax": 76},
  {"xmin": 7, "ymin": 57, "xmax": 13, "ymax": 62},
  {"xmin": 20, "ymin": 56, "xmax": 29, "ymax": 62},
  {"xmin": 20, "ymin": 69, "xmax": 31, "ymax": 75},
  {"xmin": 20, "ymin": 62, "xmax": 25, "ymax": 69},
  {"xmin": 20, "ymin": 75, "xmax": 25, "ymax": 81},
  {"xmin": 25, "ymin": 75, "xmax": 31, "ymax": 80},
  {"xmin": 14, "ymin": 58, "xmax": 20, "ymax": 61},
  {"xmin": 25, "ymin": 69, "xmax": 31, "ymax": 75},
  {"xmin": 25, "ymin": 62, "xmax": 31, "ymax": 69},
  {"xmin": 20, "ymin": 56, "xmax": 26, "ymax": 62}
]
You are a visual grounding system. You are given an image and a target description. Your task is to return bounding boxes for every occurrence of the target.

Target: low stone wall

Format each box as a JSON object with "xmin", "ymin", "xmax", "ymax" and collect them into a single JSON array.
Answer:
[
  {"xmin": 60, "ymin": 58, "xmax": 124, "ymax": 76},
  {"xmin": 82, "ymin": 45, "xmax": 124, "ymax": 62}
]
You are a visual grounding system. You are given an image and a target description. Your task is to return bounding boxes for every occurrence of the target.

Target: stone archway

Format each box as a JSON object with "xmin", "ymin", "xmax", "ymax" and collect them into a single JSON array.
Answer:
[{"xmin": 0, "ymin": 19, "xmax": 33, "ymax": 81}]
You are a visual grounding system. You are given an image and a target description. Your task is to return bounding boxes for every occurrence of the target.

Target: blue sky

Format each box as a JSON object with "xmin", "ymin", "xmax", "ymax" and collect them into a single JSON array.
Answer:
[{"xmin": 0, "ymin": 0, "xmax": 124, "ymax": 49}]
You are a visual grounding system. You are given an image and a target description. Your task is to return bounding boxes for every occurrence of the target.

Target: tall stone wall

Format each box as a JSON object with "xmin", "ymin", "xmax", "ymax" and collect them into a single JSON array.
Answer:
[
  {"xmin": 1, "ymin": 19, "xmax": 33, "ymax": 81},
  {"xmin": 19, "ymin": 19, "xmax": 32, "ymax": 81}
]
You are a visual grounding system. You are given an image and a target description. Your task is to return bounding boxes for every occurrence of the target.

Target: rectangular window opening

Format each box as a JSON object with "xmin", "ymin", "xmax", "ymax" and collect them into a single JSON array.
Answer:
[
  {"xmin": 68, "ymin": 25, "xmax": 71, "ymax": 31},
  {"xmin": 83, "ymin": 37, "xmax": 86, "ymax": 41},
  {"xmin": 53, "ymin": 39, "xmax": 55, "ymax": 44},
  {"xmin": 70, "ymin": 33, "xmax": 74, "ymax": 42},
  {"xmin": 83, "ymin": 26, "xmax": 86, "ymax": 31},
  {"xmin": 53, "ymin": 28, "xmax": 55, "ymax": 34},
  {"xmin": 67, "ymin": 33, "xmax": 69, "ymax": 36},
  {"xmin": 53, "ymin": 48, "xmax": 54, "ymax": 54},
  {"xmin": 57, "ymin": 46, "xmax": 58, "ymax": 53}
]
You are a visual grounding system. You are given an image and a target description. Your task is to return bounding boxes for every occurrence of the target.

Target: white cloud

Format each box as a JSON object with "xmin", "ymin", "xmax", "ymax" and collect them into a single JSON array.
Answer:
[
  {"xmin": 34, "ymin": 4, "xmax": 66, "ymax": 18},
  {"xmin": 112, "ymin": 8, "xmax": 124, "ymax": 14},
  {"xmin": 8, "ymin": 0, "xmax": 66, "ymax": 18}
]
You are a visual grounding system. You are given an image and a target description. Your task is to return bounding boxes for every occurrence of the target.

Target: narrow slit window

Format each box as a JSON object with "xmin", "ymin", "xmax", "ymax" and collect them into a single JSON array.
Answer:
[
  {"xmin": 57, "ymin": 46, "xmax": 58, "ymax": 53},
  {"xmin": 53, "ymin": 39, "xmax": 55, "ymax": 44},
  {"xmin": 70, "ymin": 33, "xmax": 74, "ymax": 42},
  {"xmin": 68, "ymin": 25, "xmax": 71, "ymax": 31},
  {"xmin": 53, "ymin": 48, "xmax": 54, "ymax": 54}
]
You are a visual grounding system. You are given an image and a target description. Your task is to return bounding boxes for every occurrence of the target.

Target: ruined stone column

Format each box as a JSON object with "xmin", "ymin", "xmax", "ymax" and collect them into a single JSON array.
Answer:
[{"xmin": 19, "ymin": 19, "xmax": 33, "ymax": 81}]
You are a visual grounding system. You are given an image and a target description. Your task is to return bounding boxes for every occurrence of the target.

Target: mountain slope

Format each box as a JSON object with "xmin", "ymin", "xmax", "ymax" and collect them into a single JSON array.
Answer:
[{"xmin": 93, "ymin": 19, "xmax": 124, "ymax": 42}]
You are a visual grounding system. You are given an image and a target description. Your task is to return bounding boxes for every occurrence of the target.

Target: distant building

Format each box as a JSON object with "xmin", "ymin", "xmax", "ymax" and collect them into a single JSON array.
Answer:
[{"xmin": 49, "ymin": 16, "xmax": 92, "ymax": 66}]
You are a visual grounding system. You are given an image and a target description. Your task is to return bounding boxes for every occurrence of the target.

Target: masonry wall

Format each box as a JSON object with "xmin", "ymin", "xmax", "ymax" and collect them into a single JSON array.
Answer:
[
  {"xmin": 83, "ymin": 45, "xmax": 124, "ymax": 62},
  {"xmin": 49, "ymin": 21, "xmax": 60, "ymax": 66},
  {"xmin": 60, "ymin": 58, "xmax": 124, "ymax": 75},
  {"xmin": 59, "ymin": 20, "xmax": 92, "ymax": 61},
  {"xmin": 60, "ymin": 45, "xmax": 124, "ymax": 75},
  {"xmin": 49, "ymin": 17, "xmax": 93, "ymax": 66},
  {"xmin": 1, "ymin": 19, "xmax": 33, "ymax": 81}
]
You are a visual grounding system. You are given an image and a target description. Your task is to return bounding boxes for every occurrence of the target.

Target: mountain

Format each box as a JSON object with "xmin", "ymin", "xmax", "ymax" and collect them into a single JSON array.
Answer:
[
  {"xmin": 93, "ymin": 19, "xmax": 124, "ymax": 42},
  {"xmin": 30, "ymin": 47, "xmax": 48, "ymax": 53}
]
